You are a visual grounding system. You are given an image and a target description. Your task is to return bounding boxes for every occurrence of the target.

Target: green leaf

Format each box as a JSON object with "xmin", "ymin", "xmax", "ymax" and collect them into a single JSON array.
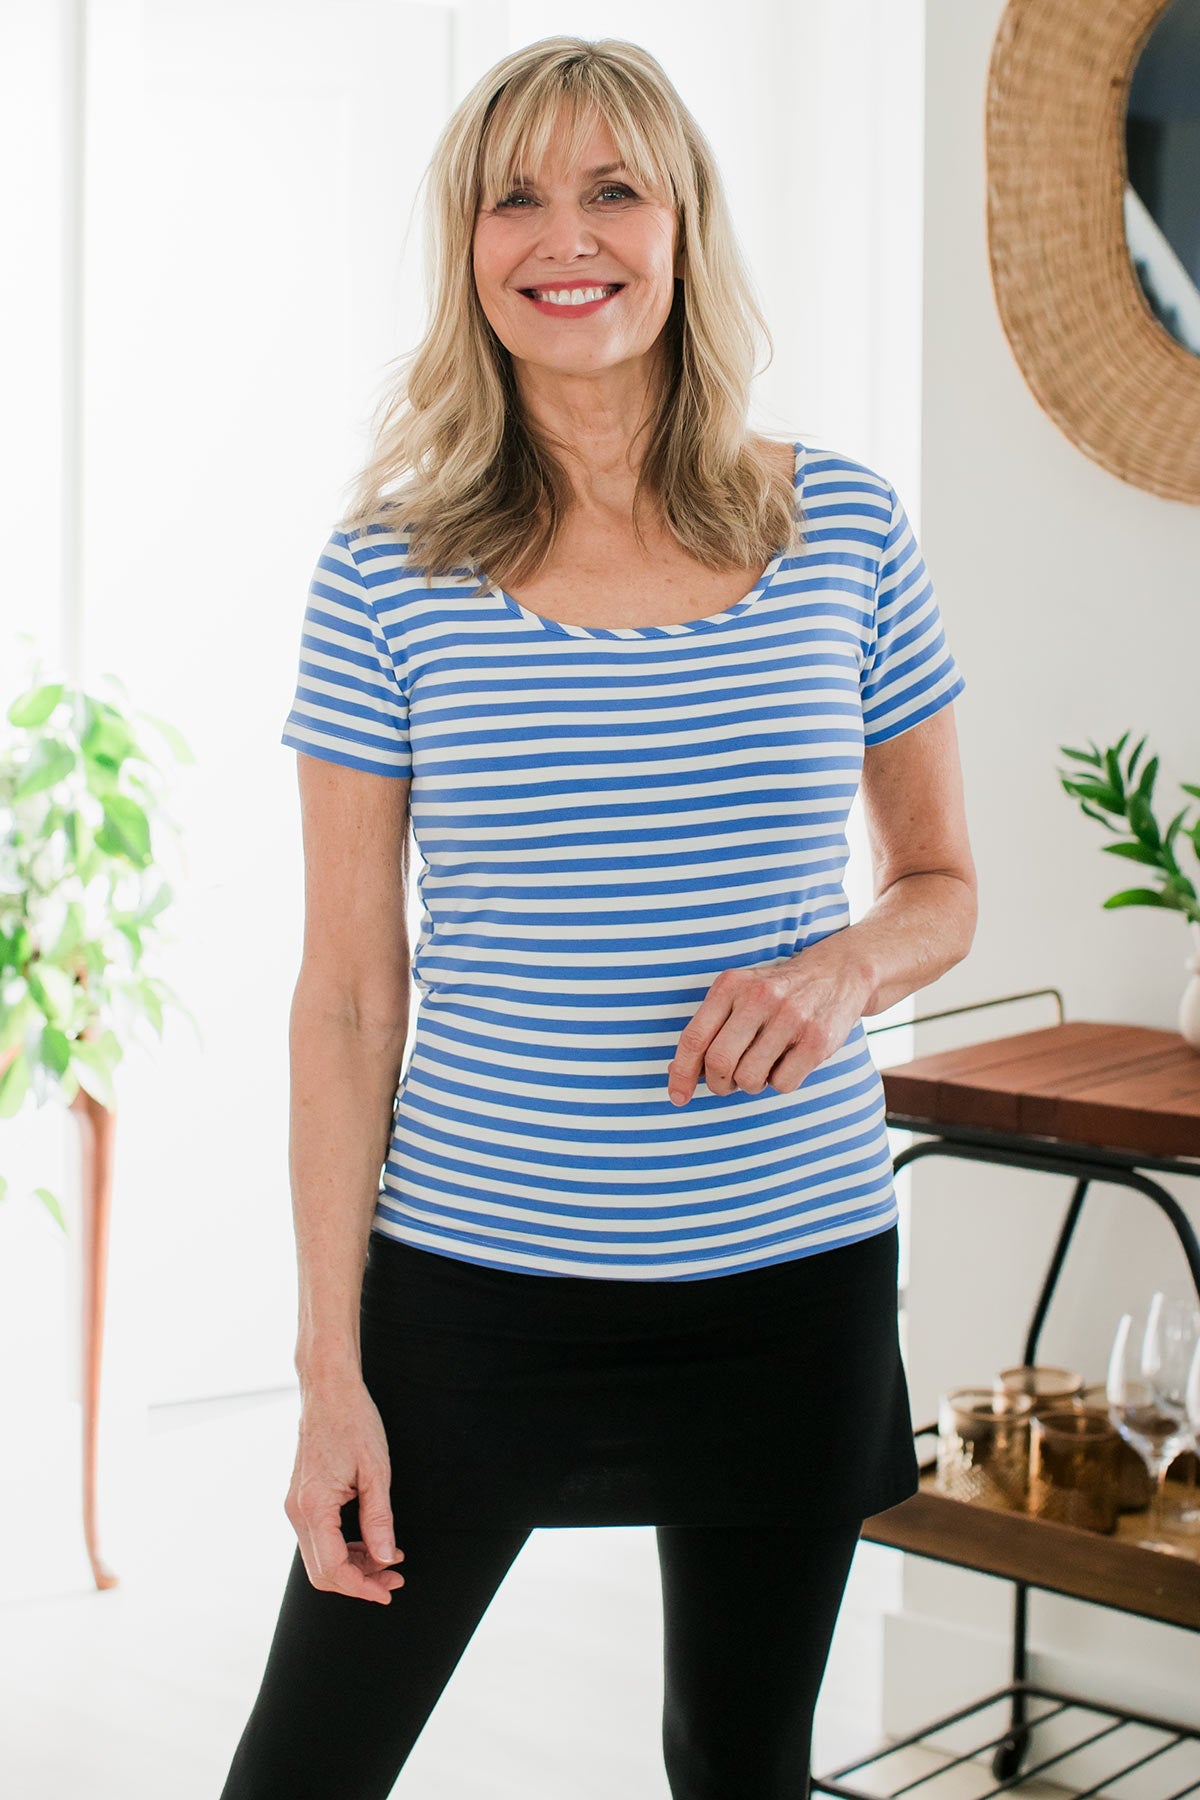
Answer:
[
  {"xmin": 114, "ymin": 919, "xmax": 144, "ymax": 961},
  {"xmin": 63, "ymin": 808, "xmax": 94, "ymax": 864},
  {"xmin": 68, "ymin": 1040, "xmax": 116, "ymax": 1109},
  {"xmin": 8, "ymin": 683, "xmax": 65, "ymax": 728},
  {"xmin": 1101, "ymin": 841, "xmax": 1163, "ymax": 865},
  {"xmin": 95, "ymin": 793, "xmax": 151, "ymax": 866},
  {"xmin": 0, "ymin": 1049, "xmax": 30, "ymax": 1117},
  {"xmin": 46, "ymin": 900, "xmax": 87, "ymax": 962},
  {"xmin": 1135, "ymin": 755, "xmax": 1159, "ymax": 803},
  {"xmin": 1104, "ymin": 748, "xmax": 1125, "ymax": 800},
  {"xmin": 1125, "ymin": 734, "xmax": 1148, "ymax": 781},
  {"xmin": 138, "ymin": 881, "xmax": 173, "ymax": 925},
  {"xmin": 1080, "ymin": 802, "xmax": 1116, "ymax": 828},
  {"xmin": 1127, "ymin": 792, "xmax": 1161, "ymax": 848},
  {"xmin": 1063, "ymin": 780, "xmax": 1126, "ymax": 815},
  {"xmin": 27, "ymin": 961, "xmax": 78, "ymax": 1026},
  {"xmin": 1102, "ymin": 888, "xmax": 1172, "ymax": 909},
  {"xmin": 1059, "ymin": 745, "xmax": 1102, "ymax": 767},
  {"xmin": 0, "ymin": 1173, "xmax": 7, "ymax": 1203},
  {"xmin": 136, "ymin": 978, "xmax": 164, "ymax": 1036},
  {"xmin": 150, "ymin": 978, "xmax": 203, "ymax": 1048},
  {"xmin": 1164, "ymin": 807, "xmax": 1190, "ymax": 849},
  {"xmin": 12, "ymin": 738, "xmax": 76, "ymax": 800},
  {"xmin": 39, "ymin": 1024, "xmax": 72, "ymax": 1076},
  {"xmin": 1162, "ymin": 807, "xmax": 1192, "ymax": 878},
  {"xmin": 0, "ymin": 992, "xmax": 41, "ymax": 1055},
  {"xmin": 137, "ymin": 710, "xmax": 196, "ymax": 765},
  {"xmin": 34, "ymin": 1187, "xmax": 67, "ymax": 1232},
  {"xmin": 80, "ymin": 699, "xmax": 138, "ymax": 777},
  {"xmin": 1179, "ymin": 783, "xmax": 1200, "ymax": 802}
]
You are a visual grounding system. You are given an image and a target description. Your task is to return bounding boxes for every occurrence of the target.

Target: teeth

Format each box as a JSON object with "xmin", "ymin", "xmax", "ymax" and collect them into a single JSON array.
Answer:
[{"xmin": 530, "ymin": 285, "xmax": 618, "ymax": 305}]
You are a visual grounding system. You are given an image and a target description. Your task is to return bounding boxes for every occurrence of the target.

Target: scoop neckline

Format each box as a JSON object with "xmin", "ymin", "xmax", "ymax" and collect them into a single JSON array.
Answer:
[{"xmin": 484, "ymin": 440, "xmax": 803, "ymax": 640}]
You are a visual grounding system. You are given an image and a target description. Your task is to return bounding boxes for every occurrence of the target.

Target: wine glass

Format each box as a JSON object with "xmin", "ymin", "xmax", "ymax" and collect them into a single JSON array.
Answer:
[
  {"xmin": 1183, "ymin": 1330, "xmax": 1200, "ymax": 1530},
  {"xmin": 1106, "ymin": 1293, "xmax": 1200, "ymax": 1553}
]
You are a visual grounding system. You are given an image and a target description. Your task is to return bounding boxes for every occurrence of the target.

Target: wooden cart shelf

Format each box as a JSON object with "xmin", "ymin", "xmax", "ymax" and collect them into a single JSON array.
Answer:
[
  {"xmin": 879, "ymin": 1017, "xmax": 1200, "ymax": 1164},
  {"xmin": 863, "ymin": 1437, "xmax": 1200, "ymax": 1633}
]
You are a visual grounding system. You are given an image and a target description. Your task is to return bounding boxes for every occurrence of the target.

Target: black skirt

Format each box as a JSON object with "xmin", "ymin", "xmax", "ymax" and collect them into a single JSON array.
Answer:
[{"xmin": 356, "ymin": 1221, "xmax": 920, "ymax": 1529}]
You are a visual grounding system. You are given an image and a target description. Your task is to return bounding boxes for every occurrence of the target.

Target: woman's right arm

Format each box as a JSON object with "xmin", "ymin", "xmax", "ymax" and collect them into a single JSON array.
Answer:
[{"xmin": 282, "ymin": 752, "xmax": 413, "ymax": 1605}]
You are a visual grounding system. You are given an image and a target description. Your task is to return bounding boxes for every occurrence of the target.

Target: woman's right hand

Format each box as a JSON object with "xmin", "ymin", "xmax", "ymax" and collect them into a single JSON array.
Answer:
[{"xmin": 284, "ymin": 1374, "xmax": 406, "ymax": 1604}]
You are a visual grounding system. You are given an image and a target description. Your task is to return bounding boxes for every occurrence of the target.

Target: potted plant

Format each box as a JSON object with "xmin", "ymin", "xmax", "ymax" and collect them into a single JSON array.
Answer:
[
  {"xmin": 1057, "ymin": 731, "xmax": 1200, "ymax": 1048},
  {"xmin": 0, "ymin": 642, "xmax": 198, "ymax": 1587}
]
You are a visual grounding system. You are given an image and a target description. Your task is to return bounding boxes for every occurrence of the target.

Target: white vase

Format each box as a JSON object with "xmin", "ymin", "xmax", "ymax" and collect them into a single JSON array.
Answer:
[{"xmin": 1180, "ymin": 922, "xmax": 1200, "ymax": 1051}]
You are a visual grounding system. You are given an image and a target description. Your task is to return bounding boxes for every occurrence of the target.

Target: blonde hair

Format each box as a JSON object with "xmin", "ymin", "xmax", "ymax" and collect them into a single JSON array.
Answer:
[{"xmin": 338, "ymin": 36, "xmax": 807, "ymax": 594}]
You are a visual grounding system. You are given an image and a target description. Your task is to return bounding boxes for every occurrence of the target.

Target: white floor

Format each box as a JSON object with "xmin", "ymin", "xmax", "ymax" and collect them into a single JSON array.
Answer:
[{"xmin": 0, "ymin": 1386, "xmax": 1077, "ymax": 1799}]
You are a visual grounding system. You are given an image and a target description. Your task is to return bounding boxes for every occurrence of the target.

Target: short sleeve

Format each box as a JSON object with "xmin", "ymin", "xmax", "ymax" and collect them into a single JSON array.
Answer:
[
  {"xmin": 859, "ymin": 482, "xmax": 966, "ymax": 747},
  {"xmin": 280, "ymin": 528, "xmax": 412, "ymax": 777}
]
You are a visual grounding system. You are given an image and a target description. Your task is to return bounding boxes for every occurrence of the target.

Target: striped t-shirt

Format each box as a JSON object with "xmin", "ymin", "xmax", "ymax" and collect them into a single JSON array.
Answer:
[{"xmin": 281, "ymin": 439, "xmax": 965, "ymax": 1280}]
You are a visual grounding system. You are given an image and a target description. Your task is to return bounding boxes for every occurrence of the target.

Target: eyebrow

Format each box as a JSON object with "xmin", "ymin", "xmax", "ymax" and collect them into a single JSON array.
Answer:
[{"xmin": 508, "ymin": 162, "xmax": 632, "ymax": 183}]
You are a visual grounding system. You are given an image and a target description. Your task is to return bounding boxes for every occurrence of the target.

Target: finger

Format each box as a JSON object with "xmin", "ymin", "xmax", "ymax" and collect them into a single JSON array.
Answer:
[
  {"xmin": 356, "ymin": 1468, "xmax": 402, "ymax": 1566},
  {"xmin": 697, "ymin": 1010, "xmax": 773, "ymax": 1097},
  {"xmin": 691, "ymin": 973, "xmax": 785, "ymax": 1097},
  {"xmin": 730, "ymin": 1005, "xmax": 808, "ymax": 1093},
  {"xmin": 346, "ymin": 1540, "xmax": 406, "ymax": 1594},
  {"xmin": 763, "ymin": 1040, "xmax": 817, "ymax": 1095},
  {"xmin": 310, "ymin": 1511, "xmax": 393, "ymax": 1604},
  {"xmin": 667, "ymin": 980, "xmax": 736, "ymax": 1105}
]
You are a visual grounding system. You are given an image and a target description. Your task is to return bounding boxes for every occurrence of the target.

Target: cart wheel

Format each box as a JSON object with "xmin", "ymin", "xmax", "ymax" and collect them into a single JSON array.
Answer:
[{"xmin": 991, "ymin": 1729, "xmax": 1029, "ymax": 1781}]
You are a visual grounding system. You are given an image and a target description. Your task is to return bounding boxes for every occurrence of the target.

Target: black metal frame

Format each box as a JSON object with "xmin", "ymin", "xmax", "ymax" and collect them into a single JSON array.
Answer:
[
  {"xmin": 814, "ymin": 1683, "xmax": 1200, "ymax": 1800},
  {"xmin": 810, "ymin": 990, "xmax": 1200, "ymax": 1797}
]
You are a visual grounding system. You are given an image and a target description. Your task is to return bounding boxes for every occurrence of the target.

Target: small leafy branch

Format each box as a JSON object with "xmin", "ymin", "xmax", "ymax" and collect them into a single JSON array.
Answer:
[
  {"xmin": 0, "ymin": 648, "xmax": 201, "ymax": 1230},
  {"xmin": 1056, "ymin": 731, "xmax": 1200, "ymax": 927}
]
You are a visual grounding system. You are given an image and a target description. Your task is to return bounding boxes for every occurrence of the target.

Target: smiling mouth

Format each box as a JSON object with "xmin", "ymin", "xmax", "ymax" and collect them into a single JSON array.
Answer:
[{"xmin": 519, "ymin": 284, "xmax": 626, "ymax": 305}]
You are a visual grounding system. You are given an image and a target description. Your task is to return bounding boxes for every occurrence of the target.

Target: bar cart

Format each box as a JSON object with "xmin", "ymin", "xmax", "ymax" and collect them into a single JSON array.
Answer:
[{"xmin": 811, "ymin": 992, "xmax": 1200, "ymax": 1800}]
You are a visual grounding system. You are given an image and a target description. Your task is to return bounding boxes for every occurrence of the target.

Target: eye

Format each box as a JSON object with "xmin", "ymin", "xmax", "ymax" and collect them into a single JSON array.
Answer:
[{"xmin": 495, "ymin": 183, "xmax": 637, "ymax": 209}]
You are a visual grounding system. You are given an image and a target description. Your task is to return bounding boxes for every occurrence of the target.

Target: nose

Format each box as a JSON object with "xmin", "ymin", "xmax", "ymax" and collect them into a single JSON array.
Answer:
[{"xmin": 532, "ymin": 204, "xmax": 600, "ymax": 264}]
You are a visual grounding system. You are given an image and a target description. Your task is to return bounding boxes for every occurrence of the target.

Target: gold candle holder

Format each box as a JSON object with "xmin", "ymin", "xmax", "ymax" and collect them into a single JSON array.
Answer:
[
  {"xmin": 1029, "ymin": 1406, "xmax": 1121, "ymax": 1534},
  {"xmin": 937, "ymin": 1387, "xmax": 1034, "ymax": 1510}
]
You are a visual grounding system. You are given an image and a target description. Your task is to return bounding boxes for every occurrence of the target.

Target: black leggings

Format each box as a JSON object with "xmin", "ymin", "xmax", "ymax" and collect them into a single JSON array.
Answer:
[{"xmin": 218, "ymin": 1510, "xmax": 864, "ymax": 1800}]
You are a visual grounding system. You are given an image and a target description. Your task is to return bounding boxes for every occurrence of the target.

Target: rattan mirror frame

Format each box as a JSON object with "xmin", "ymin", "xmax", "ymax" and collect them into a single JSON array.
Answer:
[{"xmin": 986, "ymin": 0, "xmax": 1200, "ymax": 503}]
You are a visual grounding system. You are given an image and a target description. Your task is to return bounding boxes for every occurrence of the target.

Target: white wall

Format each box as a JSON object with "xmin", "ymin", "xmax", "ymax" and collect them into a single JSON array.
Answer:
[
  {"xmin": 883, "ymin": 0, "xmax": 1200, "ymax": 1744},
  {"xmin": 0, "ymin": 0, "xmax": 89, "ymax": 1600}
]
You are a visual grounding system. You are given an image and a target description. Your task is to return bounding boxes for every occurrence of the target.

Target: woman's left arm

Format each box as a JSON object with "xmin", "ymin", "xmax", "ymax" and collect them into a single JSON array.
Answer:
[
  {"xmin": 666, "ymin": 706, "xmax": 976, "ymax": 1105},
  {"xmin": 837, "ymin": 701, "xmax": 977, "ymax": 1014}
]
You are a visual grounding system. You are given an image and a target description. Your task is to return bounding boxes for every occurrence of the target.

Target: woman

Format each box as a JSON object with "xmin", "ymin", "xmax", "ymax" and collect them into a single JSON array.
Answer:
[{"xmin": 220, "ymin": 34, "xmax": 975, "ymax": 1800}]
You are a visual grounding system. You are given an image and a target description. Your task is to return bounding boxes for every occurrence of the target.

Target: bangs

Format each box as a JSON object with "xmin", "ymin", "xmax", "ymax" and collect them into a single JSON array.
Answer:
[{"xmin": 477, "ymin": 63, "xmax": 676, "ymax": 208}]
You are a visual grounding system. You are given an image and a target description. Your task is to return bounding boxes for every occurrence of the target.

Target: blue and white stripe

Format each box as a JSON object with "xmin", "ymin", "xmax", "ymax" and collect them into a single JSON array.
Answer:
[{"xmin": 282, "ymin": 440, "xmax": 965, "ymax": 1279}]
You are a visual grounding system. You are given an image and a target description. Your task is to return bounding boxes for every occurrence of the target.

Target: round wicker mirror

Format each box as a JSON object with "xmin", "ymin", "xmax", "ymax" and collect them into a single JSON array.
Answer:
[{"xmin": 986, "ymin": 0, "xmax": 1200, "ymax": 503}]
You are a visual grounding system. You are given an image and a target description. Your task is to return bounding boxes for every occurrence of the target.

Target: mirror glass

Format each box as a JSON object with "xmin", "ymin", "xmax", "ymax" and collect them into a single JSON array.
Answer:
[{"xmin": 1124, "ymin": 0, "xmax": 1200, "ymax": 354}]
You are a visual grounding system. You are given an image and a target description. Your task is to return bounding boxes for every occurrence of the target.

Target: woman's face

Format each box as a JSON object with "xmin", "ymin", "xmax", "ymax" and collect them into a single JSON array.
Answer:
[{"xmin": 472, "ymin": 108, "xmax": 683, "ymax": 392}]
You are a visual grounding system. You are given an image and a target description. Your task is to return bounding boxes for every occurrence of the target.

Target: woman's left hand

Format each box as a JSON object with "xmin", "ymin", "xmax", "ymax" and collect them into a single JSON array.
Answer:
[{"xmin": 666, "ymin": 940, "xmax": 872, "ymax": 1106}]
